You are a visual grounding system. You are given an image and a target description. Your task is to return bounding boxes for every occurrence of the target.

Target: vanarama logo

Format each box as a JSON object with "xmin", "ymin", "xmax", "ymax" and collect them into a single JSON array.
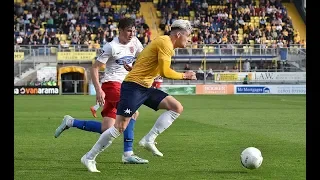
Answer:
[{"xmin": 14, "ymin": 86, "xmax": 59, "ymax": 95}]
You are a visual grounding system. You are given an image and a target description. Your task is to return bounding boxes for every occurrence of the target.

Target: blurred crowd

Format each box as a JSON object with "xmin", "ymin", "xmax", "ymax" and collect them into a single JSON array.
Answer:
[
  {"xmin": 28, "ymin": 77, "xmax": 57, "ymax": 86},
  {"xmin": 158, "ymin": 0, "xmax": 305, "ymax": 49},
  {"xmin": 14, "ymin": 0, "xmax": 152, "ymax": 49}
]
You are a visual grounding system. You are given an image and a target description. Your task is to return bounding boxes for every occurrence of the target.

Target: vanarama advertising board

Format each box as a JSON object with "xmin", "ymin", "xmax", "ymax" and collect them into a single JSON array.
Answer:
[{"xmin": 14, "ymin": 86, "xmax": 59, "ymax": 95}]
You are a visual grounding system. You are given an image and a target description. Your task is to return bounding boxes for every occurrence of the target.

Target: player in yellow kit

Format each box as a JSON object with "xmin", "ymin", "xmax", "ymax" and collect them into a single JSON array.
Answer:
[{"xmin": 80, "ymin": 19, "xmax": 196, "ymax": 172}]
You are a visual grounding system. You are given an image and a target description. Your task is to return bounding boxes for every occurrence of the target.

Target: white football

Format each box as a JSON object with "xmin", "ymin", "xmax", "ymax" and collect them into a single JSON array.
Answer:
[{"xmin": 240, "ymin": 147, "xmax": 263, "ymax": 169}]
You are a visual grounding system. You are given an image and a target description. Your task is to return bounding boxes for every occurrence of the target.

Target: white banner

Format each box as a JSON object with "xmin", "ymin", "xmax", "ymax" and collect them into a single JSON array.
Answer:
[
  {"xmin": 214, "ymin": 72, "xmax": 306, "ymax": 83},
  {"xmin": 254, "ymin": 72, "xmax": 306, "ymax": 82},
  {"xmin": 37, "ymin": 66, "xmax": 57, "ymax": 81},
  {"xmin": 234, "ymin": 85, "xmax": 306, "ymax": 94}
]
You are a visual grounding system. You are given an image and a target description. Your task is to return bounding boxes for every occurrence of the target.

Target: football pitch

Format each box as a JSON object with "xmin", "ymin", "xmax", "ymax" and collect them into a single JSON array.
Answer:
[{"xmin": 14, "ymin": 95, "xmax": 306, "ymax": 180}]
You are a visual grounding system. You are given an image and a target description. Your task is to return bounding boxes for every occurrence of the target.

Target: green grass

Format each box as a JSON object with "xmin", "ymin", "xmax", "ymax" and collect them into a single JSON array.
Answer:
[{"xmin": 14, "ymin": 95, "xmax": 306, "ymax": 180}]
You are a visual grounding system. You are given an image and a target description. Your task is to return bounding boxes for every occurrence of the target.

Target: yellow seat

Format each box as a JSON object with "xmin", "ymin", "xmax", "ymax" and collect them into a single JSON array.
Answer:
[
  {"xmin": 105, "ymin": 1, "xmax": 111, "ymax": 7},
  {"xmin": 41, "ymin": 22, "xmax": 47, "ymax": 28},
  {"xmin": 203, "ymin": 46, "xmax": 209, "ymax": 54},
  {"xmin": 69, "ymin": 46, "xmax": 75, "ymax": 51},
  {"xmin": 249, "ymin": 40, "xmax": 255, "ymax": 47},
  {"xmin": 91, "ymin": 34, "xmax": 96, "ymax": 40},
  {"xmin": 243, "ymin": 46, "xmax": 249, "ymax": 53},
  {"xmin": 266, "ymin": 40, "xmax": 271, "ymax": 47},
  {"xmin": 39, "ymin": 28, "xmax": 45, "ymax": 34},
  {"xmin": 189, "ymin": 11, "xmax": 195, "ymax": 17},
  {"xmin": 238, "ymin": 28, "xmax": 243, "ymax": 34},
  {"xmin": 156, "ymin": 11, "xmax": 162, "ymax": 17},
  {"xmin": 50, "ymin": 47, "xmax": 57, "ymax": 54},
  {"xmin": 208, "ymin": 46, "xmax": 214, "ymax": 54},
  {"xmin": 60, "ymin": 34, "xmax": 67, "ymax": 41}
]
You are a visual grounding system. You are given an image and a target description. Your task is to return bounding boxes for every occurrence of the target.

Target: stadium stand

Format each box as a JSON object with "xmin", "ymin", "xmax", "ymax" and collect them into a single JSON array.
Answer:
[
  {"xmin": 14, "ymin": 0, "xmax": 306, "ymax": 89},
  {"xmin": 14, "ymin": 0, "xmax": 151, "ymax": 48},
  {"xmin": 157, "ymin": 0, "xmax": 305, "ymax": 48}
]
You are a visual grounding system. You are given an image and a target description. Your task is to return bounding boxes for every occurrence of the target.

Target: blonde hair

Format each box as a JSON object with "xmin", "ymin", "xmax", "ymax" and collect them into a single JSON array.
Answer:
[{"xmin": 170, "ymin": 19, "xmax": 193, "ymax": 33}]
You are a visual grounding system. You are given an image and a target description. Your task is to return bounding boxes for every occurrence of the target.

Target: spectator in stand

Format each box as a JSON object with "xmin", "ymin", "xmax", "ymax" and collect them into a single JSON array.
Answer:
[
  {"xmin": 243, "ymin": 59, "xmax": 251, "ymax": 72},
  {"xmin": 206, "ymin": 68, "xmax": 214, "ymax": 80},
  {"xmin": 158, "ymin": 0, "xmax": 302, "ymax": 49},
  {"xmin": 14, "ymin": 0, "xmax": 151, "ymax": 47},
  {"xmin": 184, "ymin": 63, "xmax": 191, "ymax": 72}
]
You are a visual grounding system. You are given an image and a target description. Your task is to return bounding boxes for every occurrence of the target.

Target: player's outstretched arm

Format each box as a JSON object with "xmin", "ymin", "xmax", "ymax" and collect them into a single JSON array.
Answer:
[
  {"xmin": 91, "ymin": 60, "xmax": 106, "ymax": 105},
  {"xmin": 91, "ymin": 60, "xmax": 104, "ymax": 93},
  {"xmin": 158, "ymin": 59, "xmax": 196, "ymax": 80},
  {"xmin": 157, "ymin": 38, "xmax": 196, "ymax": 80},
  {"xmin": 157, "ymin": 45, "xmax": 196, "ymax": 80}
]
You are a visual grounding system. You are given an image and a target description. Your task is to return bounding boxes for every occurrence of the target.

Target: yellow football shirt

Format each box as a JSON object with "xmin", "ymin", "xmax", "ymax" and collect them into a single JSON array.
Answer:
[{"xmin": 124, "ymin": 35, "xmax": 184, "ymax": 88}]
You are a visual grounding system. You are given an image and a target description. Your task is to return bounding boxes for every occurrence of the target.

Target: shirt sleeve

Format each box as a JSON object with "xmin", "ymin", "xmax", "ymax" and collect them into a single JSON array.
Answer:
[
  {"xmin": 157, "ymin": 38, "xmax": 184, "ymax": 80},
  {"xmin": 96, "ymin": 43, "xmax": 113, "ymax": 64},
  {"xmin": 135, "ymin": 37, "xmax": 144, "ymax": 57}
]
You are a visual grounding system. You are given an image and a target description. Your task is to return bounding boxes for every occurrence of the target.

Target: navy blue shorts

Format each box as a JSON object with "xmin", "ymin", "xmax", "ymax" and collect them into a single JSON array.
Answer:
[{"xmin": 117, "ymin": 81, "xmax": 169, "ymax": 117}]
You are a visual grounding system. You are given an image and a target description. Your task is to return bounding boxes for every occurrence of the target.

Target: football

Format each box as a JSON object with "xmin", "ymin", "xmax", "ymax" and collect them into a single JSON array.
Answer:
[{"xmin": 240, "ymin": 147, "xmax": 263, "ymax": 169}]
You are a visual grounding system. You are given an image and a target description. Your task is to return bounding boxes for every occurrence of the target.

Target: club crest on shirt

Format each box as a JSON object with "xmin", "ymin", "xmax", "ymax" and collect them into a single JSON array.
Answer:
[{"xmin": 130, "ymin": 46, "xmax": 134, "ymax": 53}]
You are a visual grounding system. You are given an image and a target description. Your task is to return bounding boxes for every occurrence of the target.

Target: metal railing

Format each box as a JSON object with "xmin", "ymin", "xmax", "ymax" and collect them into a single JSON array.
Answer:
[
  {"xmin": 14, "ymin": 44, "xmax": 306, "ymax": 58},
  {"xmin": 13, "ymin": 44, "xmax": 306, "ymax": 78},
  {"xmin": 159, "ymin": 70, "xmax": 306, "ymax": 85}
]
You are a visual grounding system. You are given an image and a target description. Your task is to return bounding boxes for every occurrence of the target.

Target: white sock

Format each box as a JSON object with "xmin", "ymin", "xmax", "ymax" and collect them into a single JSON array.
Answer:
[
  {"xmin": 123, "ymin": 151, "xmax": 134, "ymax": 157},
  {"xmin": 67, "ymin": 118, "xmax": 74, "ymax": 127},
  {"xmin": 93, "ymin": 104, "xmax": 100, "ymax": 111},
  {"xmin": 144, "ymin": 110, "xmax": 180, "ymax": 142},
  {"xmin": 86, "ymin": 126, "xmax": 121, "ymax": 160}
]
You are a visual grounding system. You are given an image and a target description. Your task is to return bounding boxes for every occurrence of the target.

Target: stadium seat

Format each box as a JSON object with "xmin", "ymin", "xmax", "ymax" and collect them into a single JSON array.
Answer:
[
  {"xmin": 249, "ymin": 40, "xmax": 255, "ymax": 47},
  {"xmin": 189, "ymin": 11, "xmax": 195, "ymax": 17},
  {"xmin": 238, "ymin": 28, "xmax": 243, "ymax": 35},
  {"xmin": 50, "ymin": 47, "xmax": 57, "ymax": 54},
  {"xmin": 41, "ymin": 22, "xmax": 47, "ymax": 28},
  {"xmin": 69, "ymin": 47, "xmax": 75, "ymax": 51},
  {"xmin": 208, "ymin": 46, "xmax": 214, "ymax": 54},
  {"xmin": 39, "ymin": 28, "xmax": 45, "ymax": 34},
  {"xmin": 156, "ymin": 11, "xmax": 161, "ymax": 18},
  {"xmin": 60, "ymin": 34, "xmax": 67, "ymax": 41},
  {"xmin": 90, "ymin": 34, "xmax": 96, "ymax": 40},
  {"xmin": 55, "ymin": 34, "xmax": 61, "ymax": 39}
]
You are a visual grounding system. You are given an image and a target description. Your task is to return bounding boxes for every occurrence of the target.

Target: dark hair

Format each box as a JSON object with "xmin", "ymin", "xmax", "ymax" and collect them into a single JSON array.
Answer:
[{"xmin": 118, "ymin": 17, "xmax": 136, "ymax": 30}]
